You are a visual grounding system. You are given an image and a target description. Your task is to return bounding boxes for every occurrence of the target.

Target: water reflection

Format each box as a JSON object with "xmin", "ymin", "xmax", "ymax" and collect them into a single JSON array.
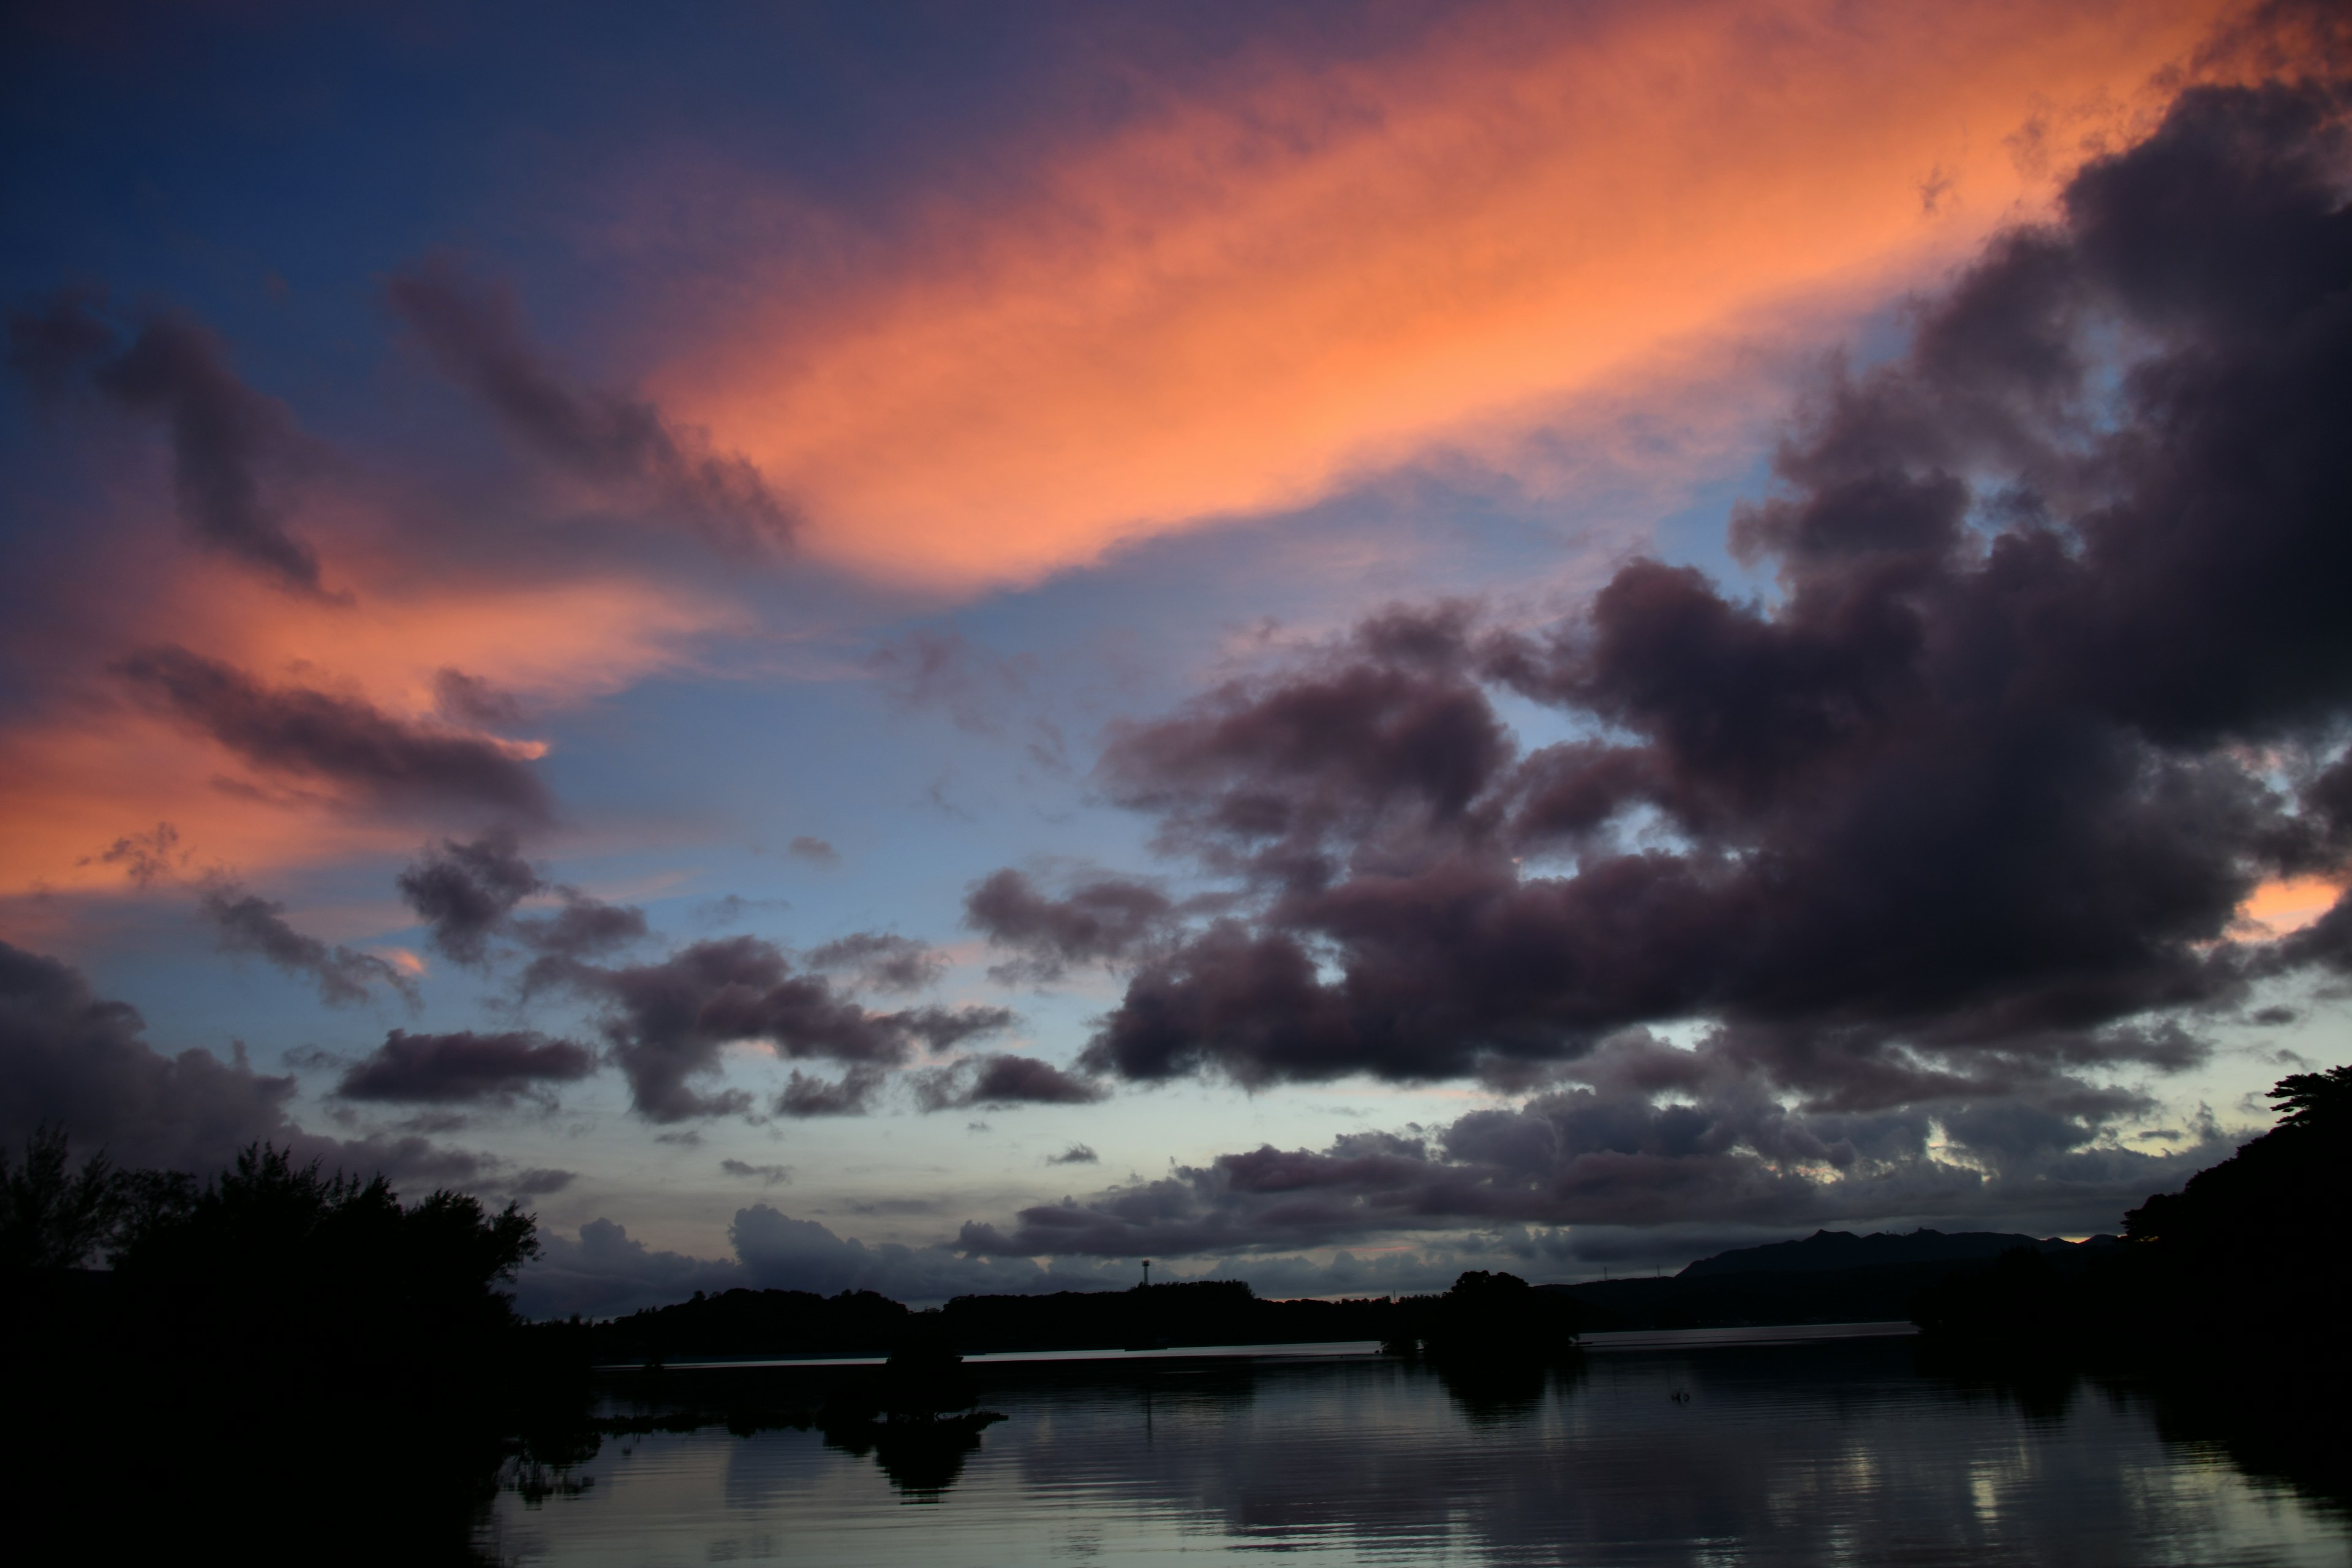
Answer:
[
  {"xmin": 484, "ymin": 1338, "xmax": 2352, "ymax": 1565},
  {"xmin": 1432, "ymin": 1355, "xmax": 1580, "ymax": 1424},
  {"xmin": 820, "ymin": 1420, "xmax": 987, "ymax": 1497}
]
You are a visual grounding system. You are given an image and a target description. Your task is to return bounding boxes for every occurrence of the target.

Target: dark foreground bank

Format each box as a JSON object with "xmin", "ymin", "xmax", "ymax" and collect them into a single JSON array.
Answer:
[
  {"xmin": 2, "ymin": 1137, "xmax": 584, "ymax": 1563},
  {"xmin": 1908, "ymin": 1066, "xmax": 2352, "ymax": 1364}
]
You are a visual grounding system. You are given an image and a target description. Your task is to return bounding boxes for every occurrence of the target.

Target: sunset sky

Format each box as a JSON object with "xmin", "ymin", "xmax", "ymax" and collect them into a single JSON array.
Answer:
[{"xmin": 4, "ymin": 0, "xmax": 2347, "ymax": 1316}]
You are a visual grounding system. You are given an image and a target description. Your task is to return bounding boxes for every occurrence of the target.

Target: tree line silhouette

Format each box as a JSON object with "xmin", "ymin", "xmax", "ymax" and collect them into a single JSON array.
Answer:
[
  {"xmin": 1910, "ymin": 1066, "xmax": 2352, "ymax": 1358},
  {"xmin": 592, "ymin": 1268, "xmax": 1586, "ymax": 1368},
  {"xmin": 2, "ymin": 1129, "xmax": 562, "ymax": 1564}
]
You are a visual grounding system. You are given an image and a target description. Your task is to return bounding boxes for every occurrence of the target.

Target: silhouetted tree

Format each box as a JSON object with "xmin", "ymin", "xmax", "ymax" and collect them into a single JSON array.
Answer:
[
  {"xmin": 1419, "ymin": 1270, "xmax": 1582, "ymax": 1365},
  {"xmin": 1915, "ymin": 1067, "xmax": 2352, "ymax": 1356},
  {"xmin": 9, "ymin": 1137, "xmax": 549, "ymax": 1565},
  {"xmin": 0, "ymin": 1125, "xmax": 121, "ymax": 1270}
]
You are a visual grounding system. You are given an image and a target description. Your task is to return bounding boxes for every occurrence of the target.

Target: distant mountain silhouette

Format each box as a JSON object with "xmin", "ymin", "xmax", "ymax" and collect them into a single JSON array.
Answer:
[
  {"xmin": 1679, "ymin": 1229, "xmax": 2114, "ymax": 1279},
  {"xmin": 1532, "ymin": 1230, "xmax": 2124, "ymax": 1332}
]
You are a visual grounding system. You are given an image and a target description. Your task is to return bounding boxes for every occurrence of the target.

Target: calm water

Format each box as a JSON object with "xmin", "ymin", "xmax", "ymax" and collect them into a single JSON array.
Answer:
[{"xmin": 480, "ymin": 1330, "xmax": 2351, "ymax": 1566}]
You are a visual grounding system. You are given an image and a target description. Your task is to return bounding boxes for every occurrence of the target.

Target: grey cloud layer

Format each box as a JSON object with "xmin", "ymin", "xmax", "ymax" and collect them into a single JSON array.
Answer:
[{"xmin": 958, "ymin": 1030, "xmax": 2225, "ymax": 1262}]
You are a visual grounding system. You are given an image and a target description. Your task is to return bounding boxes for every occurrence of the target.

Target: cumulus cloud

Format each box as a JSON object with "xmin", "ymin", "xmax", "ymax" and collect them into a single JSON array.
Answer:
[
  {"xmin": 1048, "ymin": 1144, "xmax": 1100, "ymax": 1165},
  {"xmin": 396, "ymin": 829, "xmax": 546, "ymax": 963},
  {"xmin": 385, "ymin": 256, "xmax": 794, "ymax": 550},
  {"xmin": 396, "ymin": 831, "xmax": 647, "ymax": 987},
  {"xmin": 777, "ymin": 1064, "xmax": 889, "ymax": 1117},
  {"xmin": 786, "ymin": 837, "xmax": 840, "ymax": 866},
  {"xmin": 197, "ymin": 883, "xmax": 418, "ymax": 1008},
  {"xmin": 964, "ymin": 868, "xmax": 1177, "ymax": 983},
  {"xmin": 1017, "ymin": 81, "xmax": 2352, "ymax": 1127},
  {"xmin": 333, "ymin": 1028, "xmax": 595, "ymax": 1105},
  {"xmin": 116, "ymin": 646, "xmax": 551, "ymax": 821},
  {"xmin": 803, "ymin": 931, "xmax": 946, "ymax": 994},
  {"xmin": 913, "ymin": 1053, "xmax": 1109, "ymax": 1111},
  {"xmin": 5, "ymin": 291, "xmax": 328, "ymax": 592},
  {"xmin": 544, "ymin": 935, "xmax": 1014, "ymax": 1121},
  {"xmin": 720, "ymin": 1158, "xmax": 793, "ymax": 1186}
]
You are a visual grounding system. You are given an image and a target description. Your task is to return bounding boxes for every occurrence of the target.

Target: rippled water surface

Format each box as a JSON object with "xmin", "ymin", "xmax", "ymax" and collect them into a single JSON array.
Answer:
[{"xmin": 480, "ymin": 1333, "xmax": 2350, "ymax": 1566}]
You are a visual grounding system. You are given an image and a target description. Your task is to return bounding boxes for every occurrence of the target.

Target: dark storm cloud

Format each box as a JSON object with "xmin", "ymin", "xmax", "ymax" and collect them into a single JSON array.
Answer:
[
  {"xmin": 547, "ymin": 935, "xmax": 1014, "ymax": 1122},
  {"xmin": 6, "ymin": 292, "xmax": 327, "ymax": 592},
  {"xmin": 959, "ymin": 1031, "xmax": 2225, "ymax": 1261},
  {"xmin": 197, "ymin": 883, "xmax": 417, "ymax": 1008},
  {"xmin": 383, "ymin": 257, "xmax": 795, "ymax": 549},
  {"xmin": 334, "ymin": 1028, "xmax": 595, "ymax": 1105},
  {"xmin": 1057, "ymin": 81, "xmax": 2352, "ymax": 1107},
  {"xmin": 913, "ymin": 1052, "xmax": 1109, "ymax": 1111},
  {"xmin": 963, "ymin": 869, "xmax": 1176, "ymax": 982},
  {"xmin": 115, "ymin": 646, "xmax": 551, "ymax": 820},
  {"xmin": 803, "ymin": 931, "xmax": 946, "ymax": 993}
]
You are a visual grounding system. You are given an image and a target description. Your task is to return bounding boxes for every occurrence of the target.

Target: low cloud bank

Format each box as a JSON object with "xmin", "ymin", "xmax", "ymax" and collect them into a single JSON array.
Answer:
[{"xmin": 959, "ymin": 1029, "xmax": 2231, "ymax": 1265}]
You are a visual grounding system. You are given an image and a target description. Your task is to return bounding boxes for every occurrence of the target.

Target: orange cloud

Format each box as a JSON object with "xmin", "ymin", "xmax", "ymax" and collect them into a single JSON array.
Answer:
[
  {"xmin": 2237, "ymin": 876, "xmax": 2346, "ymax": 938},
  {"xmin": 175, "ymin": 567, "xmax": 734, "ymax": 722},
  {"xmin": 0, "ymin": 559, "xmax": 736, "ymax": 899},
  {"xmin": 657, "ymin": 0, "xmax": 2233, "ymax": 591}
]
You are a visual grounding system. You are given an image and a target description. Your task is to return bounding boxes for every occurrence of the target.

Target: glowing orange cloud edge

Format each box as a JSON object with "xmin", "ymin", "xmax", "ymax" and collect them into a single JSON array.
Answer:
[{"xmin": 654, "ymin": 0, "xmax": 2240, "ymax": 591}]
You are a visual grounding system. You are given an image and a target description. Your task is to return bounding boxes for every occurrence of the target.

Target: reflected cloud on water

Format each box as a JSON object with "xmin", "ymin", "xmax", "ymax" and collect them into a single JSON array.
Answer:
[{"xmin": 486, "ymin": 1338, "xmax": 2352, "ymax": 1565}]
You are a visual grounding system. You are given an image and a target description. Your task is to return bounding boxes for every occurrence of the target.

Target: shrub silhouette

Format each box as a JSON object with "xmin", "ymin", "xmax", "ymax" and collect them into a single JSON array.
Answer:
[{"xmin": 7, "ymin": 1137, "xmax": 548, "ymax": 1564}]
